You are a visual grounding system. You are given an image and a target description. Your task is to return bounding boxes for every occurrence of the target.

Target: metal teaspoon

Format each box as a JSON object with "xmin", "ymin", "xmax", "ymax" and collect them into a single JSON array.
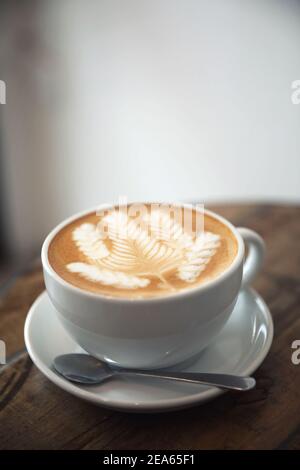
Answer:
[{"xmin": 53, "ymin": 354, "xmax": 255, "ymax": 391}]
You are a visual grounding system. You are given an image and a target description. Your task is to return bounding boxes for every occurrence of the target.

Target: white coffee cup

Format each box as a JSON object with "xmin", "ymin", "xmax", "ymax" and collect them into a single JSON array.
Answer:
[{"xmin": 41, "ymin": 206, "xmax": 265, "ymax": 369}]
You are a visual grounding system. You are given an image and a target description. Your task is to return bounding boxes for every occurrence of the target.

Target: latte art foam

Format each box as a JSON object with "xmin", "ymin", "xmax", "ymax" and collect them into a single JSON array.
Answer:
[
  {"xmin": 48, "ymin": 205, "xmax": 238, "ymax": 299},
  {"xmin": 67, "ymin": 211, "xmax": 220, "ymax": 290}
]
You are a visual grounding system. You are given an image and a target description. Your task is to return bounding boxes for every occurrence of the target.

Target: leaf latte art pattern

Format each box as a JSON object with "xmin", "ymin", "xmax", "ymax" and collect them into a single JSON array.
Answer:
[{"xmin": 67, "ymin": 212, "xmax": 221, "ymax": 291}]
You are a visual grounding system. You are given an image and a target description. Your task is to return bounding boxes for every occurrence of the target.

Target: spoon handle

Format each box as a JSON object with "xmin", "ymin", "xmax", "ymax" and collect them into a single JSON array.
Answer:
[{"xmin": 118, "ymin": 370, "xmax": 255, "ymax": 391}]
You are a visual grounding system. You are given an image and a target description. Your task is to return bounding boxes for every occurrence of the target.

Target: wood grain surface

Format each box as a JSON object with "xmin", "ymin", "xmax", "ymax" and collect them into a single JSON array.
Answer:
[{"xmin": 0, "ymin": 204, "xmax": 300, "ymax": 450}]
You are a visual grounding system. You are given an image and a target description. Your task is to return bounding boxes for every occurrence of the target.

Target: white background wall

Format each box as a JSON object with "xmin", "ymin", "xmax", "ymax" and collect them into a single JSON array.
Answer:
[{"xmin": 1, "ymin": 0, "xmax": 300, "ymax": 257}]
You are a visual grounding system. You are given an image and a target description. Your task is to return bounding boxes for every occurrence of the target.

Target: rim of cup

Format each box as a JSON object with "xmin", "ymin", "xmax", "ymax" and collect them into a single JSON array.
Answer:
[{"xmin": 41, "ymin": 202, "xmax": 245, "ymax": 304}]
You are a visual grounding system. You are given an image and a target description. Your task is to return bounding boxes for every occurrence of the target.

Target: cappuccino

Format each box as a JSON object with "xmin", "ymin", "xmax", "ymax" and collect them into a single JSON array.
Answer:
[{"xmin": 48, "ymin": 204, "xmax": 238, "ymax": 299}]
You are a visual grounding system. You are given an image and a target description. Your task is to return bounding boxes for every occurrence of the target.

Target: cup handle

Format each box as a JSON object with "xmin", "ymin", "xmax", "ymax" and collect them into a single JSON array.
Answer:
[{"xmin": 237, "ymin": 227, "xmax": 265, "ymax": 288}]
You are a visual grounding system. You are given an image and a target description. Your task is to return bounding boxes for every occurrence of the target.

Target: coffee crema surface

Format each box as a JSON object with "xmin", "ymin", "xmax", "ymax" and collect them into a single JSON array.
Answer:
[{"xmin": 48, "ymin": 206, "xmax": 238, "ymax": 299}]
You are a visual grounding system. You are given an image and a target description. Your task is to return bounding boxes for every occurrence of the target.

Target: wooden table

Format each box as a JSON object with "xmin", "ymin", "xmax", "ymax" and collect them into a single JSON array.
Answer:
[{"xmin": 0, "ymin": 204, "xmax": 300, "ymax": 450}]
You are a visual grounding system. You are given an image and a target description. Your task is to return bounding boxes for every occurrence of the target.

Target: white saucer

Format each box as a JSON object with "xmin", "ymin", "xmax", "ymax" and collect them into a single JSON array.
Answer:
[{"xmin": 24, "ymin": 289, "xmax": 273, "ymax": 413}]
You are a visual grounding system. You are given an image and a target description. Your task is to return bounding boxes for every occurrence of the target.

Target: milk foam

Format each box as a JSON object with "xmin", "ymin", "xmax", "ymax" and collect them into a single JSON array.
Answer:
[{"xmin": 66, "ymin": 211, "xmax": 221, "ymax": 291}]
